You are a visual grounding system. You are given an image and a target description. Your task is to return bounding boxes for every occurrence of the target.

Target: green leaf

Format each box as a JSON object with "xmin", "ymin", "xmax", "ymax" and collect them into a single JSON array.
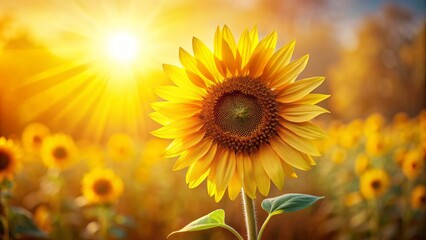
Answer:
[
  {"xmin": 168, "ymin": 209, "xmax": 243, "ymax": 240},
  {"xmin": 9, "ymin": 207, "xmax": 48, "ymax": 238},
  {"xmin": 168, "ymin": 209, "xmax": 225, "ymax": 238},
  {"xmin": 261, "ymin": 193, "xmax": 323, "ymax": 215}
]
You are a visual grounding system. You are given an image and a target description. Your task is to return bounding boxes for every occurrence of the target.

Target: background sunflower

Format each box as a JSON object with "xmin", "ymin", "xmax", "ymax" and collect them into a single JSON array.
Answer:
[
  {"xmin": 81, "ymin": 168, "xmax": 124, "ymax": 204},
  {"xmin": 0, "ymin": 137, "xmax": 21, "ymax": 181},
  {"xmin": 40, "ymin": 134, "xmax": 79, "ymax": 170}
]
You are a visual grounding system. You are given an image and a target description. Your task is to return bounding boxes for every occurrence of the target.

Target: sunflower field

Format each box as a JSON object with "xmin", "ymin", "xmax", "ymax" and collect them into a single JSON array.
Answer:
[{"xmin": 0, "ymin": 1, "xmax": 425, "ymax": 240}]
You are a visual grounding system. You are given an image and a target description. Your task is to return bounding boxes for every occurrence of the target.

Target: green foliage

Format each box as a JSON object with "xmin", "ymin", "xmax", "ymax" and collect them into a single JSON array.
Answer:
[
  {"xmin": 261, "ymin": 193, "xmax": 324, "ymax": 215},
  {"xmin": 168, "ymin": 209, "xmax": 242, "ymax": 240},
  {"xmin": 9, "ymin": 207, "xmax": 47, "ymax": 239}
]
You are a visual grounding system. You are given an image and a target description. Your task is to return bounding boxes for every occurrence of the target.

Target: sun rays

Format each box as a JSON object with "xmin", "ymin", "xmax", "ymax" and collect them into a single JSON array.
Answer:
[{"xmin": 14, "ymin": 1, "xmax": 170, "ymax": 141}]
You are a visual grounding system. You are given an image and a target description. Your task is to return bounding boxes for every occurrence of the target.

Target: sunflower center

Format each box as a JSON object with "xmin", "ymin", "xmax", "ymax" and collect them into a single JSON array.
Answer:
[
  {"xmin": 371, "ymin": 180, "xmax": 381, "ymax": 190},
  {"xmin": 201, "ymin": 76, "xmax": 278, "ymax": 153},
  {"xmin": 53, "ymin": 147, "xmax": 67, "ymax": 160},
  {"xmin": 0, "ymin": 150, "xmax": 11, "ymax": 171},
  {"xmin": 33, "ymin": 135, "xmax": 42, "ymax": 145},
  {"xmin": 93, "ymin": 179, "xmax": 112, "ymax": 196},
  {"xmin": 215, "ymin": 93, "xmax": 262, "ymax": 136}
]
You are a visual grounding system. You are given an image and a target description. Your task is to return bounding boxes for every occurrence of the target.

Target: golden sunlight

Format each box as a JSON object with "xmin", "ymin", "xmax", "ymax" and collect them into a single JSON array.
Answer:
[{"xmin": 106, "ymin": 31, "xmax": 139, "ymax": 63}]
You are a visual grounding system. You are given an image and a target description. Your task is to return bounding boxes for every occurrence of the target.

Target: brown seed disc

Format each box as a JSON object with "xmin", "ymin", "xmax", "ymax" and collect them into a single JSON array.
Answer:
[
  {"xmin": 93, "ymin": 179, "xmax": 112, "ymax": 196},
  {"xmin": 0, "ymin": 150, "xmax": 11, "ymax": 170},
  {"xmin": 53, "ymin": 146, "xmax": 67, "ymax": 160},
  {"xmin": 200, "ymin": 76, "xmax": 278, "ymax": 153}
]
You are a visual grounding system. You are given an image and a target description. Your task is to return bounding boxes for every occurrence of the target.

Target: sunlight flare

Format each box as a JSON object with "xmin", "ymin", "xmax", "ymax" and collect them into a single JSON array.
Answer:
[{"xmin": 106, "ymin": 31, "xmax": 139, "ymax": 63}]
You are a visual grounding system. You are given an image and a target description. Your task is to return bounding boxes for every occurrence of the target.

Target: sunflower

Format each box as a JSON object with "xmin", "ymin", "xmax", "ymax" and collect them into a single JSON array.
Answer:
[
  {"xmin": 402, "ymin": 148, "xmax": 424, "ymax": 180},
  {"xmin": 331, "ymin": 147, "xmax": 346, "ymax": 165},
  {"xmin": 81, "ymin": 168, "xmax": 124, "ymax": 204},
  {"xmin": 360, "ymin": 169, "xmax": 390, "ymax": 200},
  {"xmin": 40, "ymin": 134, "xmax": 79, "ymax": 170},
  {"xmin": 365, "ymin": 133, "xmax": 387, "ymax": 156},
  {"xmin": 354, "ymin": 153, "xmax": 369, "ymax": 175},
  {"xmin": 21, "ymin": 122, "xmax": 51, "ymax": 154},
  {"xmin": 151, "ymin": 25, "xmax": 329, "ymax": 201},
  {"xmin": 411, "ymin": 185, "xmax": 426, "ymax": 210},
  {"xmin": 0, "ymin": 137, "xmax": 21, "ymax": 181},
  {"xmin": 107, "ymin": 133, "xmax": 136, "ymax": 162}
]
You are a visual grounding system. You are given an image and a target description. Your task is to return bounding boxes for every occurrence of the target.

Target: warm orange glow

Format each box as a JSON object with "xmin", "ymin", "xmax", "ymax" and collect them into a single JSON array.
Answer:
[{"xmin": 12, "ymin": 1, "xmax": 168, "ymax": 141}]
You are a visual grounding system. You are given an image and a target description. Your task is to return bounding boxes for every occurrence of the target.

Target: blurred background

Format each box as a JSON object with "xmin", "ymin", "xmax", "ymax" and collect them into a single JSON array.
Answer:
[{"xmin": 0, "ymin": 0, "xmax": 425, "ymax": 239}]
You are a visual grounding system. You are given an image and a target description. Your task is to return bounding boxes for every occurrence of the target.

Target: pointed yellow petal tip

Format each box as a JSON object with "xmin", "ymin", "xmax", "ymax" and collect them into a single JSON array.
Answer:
[
  {"xmin": 172, "ymin": 163, "xmax": 184, "ymax": 171},
  {"xmin": 178, "ymin": 47, "xmax": 185, "ymax": 55},
  {"xmin": 192, "ymin": 36, "xmax": 198, "ymax": 44},
  {"xmin": 303, "ymin": 54, "xmax": 310, "ymax": 61}
]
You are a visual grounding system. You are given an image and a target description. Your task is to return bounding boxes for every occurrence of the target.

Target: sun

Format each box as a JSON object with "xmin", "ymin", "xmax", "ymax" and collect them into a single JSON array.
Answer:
[
  {"xmin": 14, "ymin": 1, "xmax": 175, "ymax": 141},
  {"xmin": 106, "ymin": 31, "xmax": 139, "ymax": 63}
]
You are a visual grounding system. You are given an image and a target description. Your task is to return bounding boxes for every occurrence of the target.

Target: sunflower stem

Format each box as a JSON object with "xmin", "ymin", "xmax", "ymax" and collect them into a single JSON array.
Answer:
[
  {"xmin": 242, "ymin": 189, "xmax": 257, "ymax": 240},
  {"xmin": 257, "ymin": 214, "xmax": 272, "ymax": 240},
  {"xmin": 0, "ymin": 186, "xmax": 10, "ymax": 240},
  {"xmin": 98, "ymin": 204, "xmax": 110, "ymax": 240}
]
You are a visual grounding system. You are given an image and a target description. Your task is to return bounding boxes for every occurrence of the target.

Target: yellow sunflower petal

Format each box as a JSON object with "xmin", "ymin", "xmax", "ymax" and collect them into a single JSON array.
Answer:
[
  {"xmin": 207, "ymin": 170, "xmax": 217, "ymax": 197},
  {"xmin": 179, "ymin": 48, "xmax": 215, "ymax": 87},
  {"xmin": 242, "ymin": 154, "xmax": 257, "ymax": 199},
  {"xmin": 249, "ymin": 26, "xmax": 259, "ymax": 51},
  {"xmin": 207, "ymin": 174, "xmax": 226, "ymax": 202},
  {"xmin": 188, "ymin": 170, "xmax": 210, "ymax": 189},
  {"xmin": 281, "ymin": 160, "xmax": 298, "ymax": 178},
  {"xmin": 173, "ymin": 139, "xmax": 213, "ymax": 170},
  {"xmin": 270, "ymin": 137, "xmax": 311, "ymax": 170},
  {"xmin": 222, "ymin": 25, "xmax": 237, "ymax": 54},
  {"xmin": 277, "ymin": 77, "xmax": 325, "ymax": 103},
  {"xmin": 282, "ymin": 120, "xmax": 326, "ymax": 140},
  {"xmin": 151, "ymin": 118, "xmax": 202, "ymax": 139},
  {"xmin": 238, "ymin": 29, "xmax": 253, "ymax": 70},
  {"xmin": 260, "ymin": 144, "xmax": 285, "ymax": 190},
  {"xmin": 163, "ymin": 131, "xmax": 205, "ymax": 158},
  {"xmin": 192, "ymin": 37, "xmax": 222, "ymax": 82},
  {"xmin": 278, "ymin": 127, "xmax": 321, "ymax": 156},
  {"xmin": 280, "ymin": 104, "xmax": 329, "ymax": 122},
  {"xmin": 163, "ymin": 64, "xmax": 207, "ymax": 95},
  {"xmin": 246, "ymin": 31, "xmax": 277, "ymax": 78},
  {"xmin": 156, "ymin": 102, "xmax": 201, "ymax": 120},
  {"xmin": 262, "ymin": 40, "xmax": 295, "ymax": 80},
  {"xmin": 214, "ymin": 149, "xmax": 236, "ymax": 193},
  {"xmin": 251, "ymin": 150, "xmax": 271, "ymax": 196},
  {"xmin": 214, "ymin": 189, "xmax": 226, "ymax": 202},
  {"xmin": 302, "ymin": 154, "xmax": 316, "ymax": 166},
  {"xmin": 228, "ymin": 171, "xmax": 242, "ymax": 200},
  {"xmin": 294, "ymin": 93, "xmax": 330, "ymax": 105},
  {"xmin": 186, "ymin": 143, "xmax": 218, "ymax": 186},
  {"xmin": 155, "ymin": 86, "xmax": 204, "ymax": 102},
  {"xmin": 214, "ymin": 26, "xmax": 223, "ymax": 58},
  {"xmin": 270, "ymin": 54, "xmax": 309, "ymax": 89},
  {"xmin": 221, "ymin": 39, "xmax": 238, "ymax": 75},
  {"xmin": 149, "ymin": 112, "xmax": 171, "ymax": 126}
]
